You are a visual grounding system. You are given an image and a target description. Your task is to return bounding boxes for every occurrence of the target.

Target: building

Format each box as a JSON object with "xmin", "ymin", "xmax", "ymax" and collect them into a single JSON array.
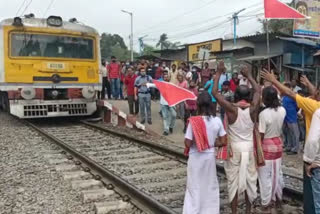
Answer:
[
  {"xmin": 215, "ymin": 33, "xmax": 319, "ymax": 83},
  {"xmin": 152, "ymin": 48, "xmax": 187, "ymax": 62},
  {"xmin": 152, "ymin": 33, "xmax": 319, "ymax": 83}
]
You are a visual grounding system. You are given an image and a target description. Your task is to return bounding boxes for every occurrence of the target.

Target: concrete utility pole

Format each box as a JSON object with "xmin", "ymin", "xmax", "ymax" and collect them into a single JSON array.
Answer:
[
  {"xmin": 121, "ymin": 10, "xmax": 133, "ymax": 62},
  {"xmin": 232, "ymin": 8, "xmax": 246, "ymax": 46}
]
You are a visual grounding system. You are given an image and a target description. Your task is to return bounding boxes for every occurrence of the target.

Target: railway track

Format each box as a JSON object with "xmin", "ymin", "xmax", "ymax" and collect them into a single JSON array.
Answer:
[{"xmin": 25, "ymin": 118, "xmax": 303, "ymax": 214}]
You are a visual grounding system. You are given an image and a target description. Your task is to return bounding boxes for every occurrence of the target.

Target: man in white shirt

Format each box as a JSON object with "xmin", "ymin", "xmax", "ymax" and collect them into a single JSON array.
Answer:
[
  {"xmin": 160, "ymin": 73, "xmax": 177, "ymax": 136},
  {"xmin": 169, "ymin": 64, "xmax": 178, "ymax": 85},
  {"xmin": 304, "ymin": 108, "xmax": 320, "ymax": 213},
  {"xmin": 99, "ymin": 60, "xmax": 108, "ymax": 99}
]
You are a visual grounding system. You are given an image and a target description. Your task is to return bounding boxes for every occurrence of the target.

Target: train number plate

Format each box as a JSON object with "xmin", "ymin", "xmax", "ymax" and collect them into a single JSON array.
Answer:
[{"xmin": 47, "ymin": 63, "xmax": 65, "ymax": 70}]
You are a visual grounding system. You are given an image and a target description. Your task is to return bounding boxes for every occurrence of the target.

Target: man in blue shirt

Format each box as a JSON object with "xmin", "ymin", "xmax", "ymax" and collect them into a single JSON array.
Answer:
[
  {"xmin": 282, "ymin": 83, "xmax": 300, "ymax": 155},
  {"xmin": 134, "ymin": 68, "xmax": 153, "ymax": 124},
  {"xmin": 204, "ymin": 73, "xmax": 221, "ymax": 115}
]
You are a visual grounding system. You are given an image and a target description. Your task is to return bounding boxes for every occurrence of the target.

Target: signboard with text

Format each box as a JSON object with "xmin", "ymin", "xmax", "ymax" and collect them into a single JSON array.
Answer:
[
  {"xmin": 187, "ymin": 39, "xmax": 222, "ymax": 62},
  {"xmin": 293, "ymin": 0, "xmax": 320, "ymax": 39}
]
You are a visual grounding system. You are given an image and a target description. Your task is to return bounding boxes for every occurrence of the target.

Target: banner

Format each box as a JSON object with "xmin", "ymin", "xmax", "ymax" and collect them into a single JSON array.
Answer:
[
  {"xmin": 148, "ymin": 80, "xmax": 197, "ymax": 107},
  {"xmin": 187, "ymin": 39, "xmax": 222, "ymax": 62},
  {"xmin": 293, "ymin": 0, "xmax": 320, "ymax": 39}
]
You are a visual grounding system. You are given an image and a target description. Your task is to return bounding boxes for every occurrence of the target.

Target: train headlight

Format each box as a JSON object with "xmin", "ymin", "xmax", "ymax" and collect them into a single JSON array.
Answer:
[
  {"xmin": 21, "ymin": 87, "xmax": 36, "ymax": 100},
  {"xmin": 47, "ymin": 16, "xmax": 63, "ymax": 27},
  {"xmin": 82, "ymin": 87, "xmax": 95, "ymax": 99},
  {"xmin": 50, "ymin": 90, "xmax": 59, "ymax": 99}
]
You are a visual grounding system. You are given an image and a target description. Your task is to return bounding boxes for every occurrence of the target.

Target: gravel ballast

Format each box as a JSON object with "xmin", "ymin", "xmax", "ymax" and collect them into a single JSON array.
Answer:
[{"xmin": 0, "ymin": 112, "xmax": 94, "ymax": 214}]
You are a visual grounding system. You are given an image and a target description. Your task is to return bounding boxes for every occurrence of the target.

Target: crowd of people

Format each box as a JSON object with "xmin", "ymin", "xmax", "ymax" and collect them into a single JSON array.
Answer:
[
  {"xmin": 183, "ymin": 61, "xmax": 320, "ymax": 214},
  {"xmin": 100, "ymin": 56, "xmax": 236, "ymax": 134},
  {"xmin": 100, "ymin": 56, "xmax": 320, "ymax": 214}
]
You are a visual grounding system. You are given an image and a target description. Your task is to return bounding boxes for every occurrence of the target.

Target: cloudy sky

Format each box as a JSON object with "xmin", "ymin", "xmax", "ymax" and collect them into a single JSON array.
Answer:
[{"xmin": 0, "ymin": 0, "xmax": 292, "ymax": 50}]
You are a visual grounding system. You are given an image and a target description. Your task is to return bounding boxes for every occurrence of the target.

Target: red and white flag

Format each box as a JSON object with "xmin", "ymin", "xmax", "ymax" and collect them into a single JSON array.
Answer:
[
  {"xmin": 264, "ymin": 0, "xmax": 307, "ymax": 19},
  {"xmin": 150, "ymin": 80, "xmax": 197, "ymax": 107}
]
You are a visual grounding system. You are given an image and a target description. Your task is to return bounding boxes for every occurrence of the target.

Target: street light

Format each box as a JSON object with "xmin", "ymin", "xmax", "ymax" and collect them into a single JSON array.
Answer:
[{"xmin": 121, "ymin": 10, "xmax": 133, "ymax": 62}]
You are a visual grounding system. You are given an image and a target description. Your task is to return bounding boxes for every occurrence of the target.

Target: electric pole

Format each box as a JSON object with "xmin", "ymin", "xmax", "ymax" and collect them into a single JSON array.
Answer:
[{"xmin": 232, "ymin": 8, "xmax": 246, "ymax": 46}]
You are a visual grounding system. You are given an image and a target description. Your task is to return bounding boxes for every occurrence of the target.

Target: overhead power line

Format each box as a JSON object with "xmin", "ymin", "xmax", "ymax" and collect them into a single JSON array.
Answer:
[
  {"xmin": 43, "ymin": 0, "xmax": 56, "ymax": 17},
  {"xmin": 134, "ymin": 2, "xmax": 265, "ymax": 45},
  {"xmin": 20, "ymin": 0, "xmax": 33, "ymax": 16},
  {"xmin": 138, "ymin": 11, "xmax": 235, "ymax": 39},
  {"xmin": 135, "ymin": 0, "xmax": 218, "ymax": 35},
  {"xmin": 135, "ymin": 2, "xmax": 264, "ymax": 39},
  {"xmin": 16, "ymin": 0, "xmax": 28, "ymax": 16},
  {"xmin": 169, "ymin": 19, "xmax": 231, "ymax": 41},
  {"xmin": 166, "ymin": 8, "xmax": 263, "ymax": 41},
  {"xmin": 139, "ymin": 13, "xmax": 262, "ymax": 44},
  {"xmin": 168, "ymin": 15, "xmax": 260, "ymax": 42}
]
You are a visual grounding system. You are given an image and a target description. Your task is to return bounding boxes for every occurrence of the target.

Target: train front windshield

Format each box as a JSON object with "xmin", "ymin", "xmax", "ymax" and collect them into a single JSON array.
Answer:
[{"xmin": 10, "ymin": 33, "xmax": 94, "ymax": 59}]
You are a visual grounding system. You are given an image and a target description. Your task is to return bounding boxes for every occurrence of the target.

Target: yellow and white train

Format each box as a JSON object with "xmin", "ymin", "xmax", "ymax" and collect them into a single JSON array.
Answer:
[{"xmin": 0, "ymin": 15, "xmax": 101, "ymax": 118}]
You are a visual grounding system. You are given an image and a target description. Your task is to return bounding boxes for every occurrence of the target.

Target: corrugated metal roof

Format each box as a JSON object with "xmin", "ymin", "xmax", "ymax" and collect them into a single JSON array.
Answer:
[
  {"xmin": 229, "ymin": 32, "xmax": 290, "ymax": 43},
  {"xmin": 237, "ymin": 53, "xmax": 282, "ymax": 61},
  {"xmin": 283, "ymin": 65, "xmax": 315, "ymax": 73},
  {"xmin": 152, "ymin": 48, "xmax": 186, "ymax": 53},
  {"xmin": 277, "ymin": 36, "xmax": 318, "ymax": 47}
]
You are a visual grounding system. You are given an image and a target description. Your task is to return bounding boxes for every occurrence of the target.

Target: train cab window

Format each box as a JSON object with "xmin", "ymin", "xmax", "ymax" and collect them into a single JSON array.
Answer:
[{"xmin": 11, "ymin": 33, "xmax": 94, "ymax": 59}]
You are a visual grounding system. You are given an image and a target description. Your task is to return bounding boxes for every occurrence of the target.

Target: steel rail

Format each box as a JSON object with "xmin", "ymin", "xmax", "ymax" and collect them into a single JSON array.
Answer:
[
  {"xmin": 81, "ymin": 121, "xmax": 303, "ymax": 200},
  {"xmin": 26, "ymin": 121, "xmax": 177, "ymax": 214}
]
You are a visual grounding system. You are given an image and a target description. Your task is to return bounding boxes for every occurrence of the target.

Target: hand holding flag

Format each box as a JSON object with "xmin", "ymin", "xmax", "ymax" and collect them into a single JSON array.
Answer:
[{"xmin": 148, "ymin": 80, "xmax": 197, "ymax": 107}]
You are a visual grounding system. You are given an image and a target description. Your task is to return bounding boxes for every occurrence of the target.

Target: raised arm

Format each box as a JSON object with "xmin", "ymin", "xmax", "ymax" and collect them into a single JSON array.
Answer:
[
  {"xmin": 261, "ymin": 69, "xmax": 296, "ymax": 100},
  {"xmin": 212, "ymin": 61, "xmax": 237, "ymax": 116},
  {"xmin": 241, "ymin": 66, "xmax": 261, "ymax": 118},
  {"xmin": 301, "ymin": 75, "xmax": 317, "ymax": 96}
]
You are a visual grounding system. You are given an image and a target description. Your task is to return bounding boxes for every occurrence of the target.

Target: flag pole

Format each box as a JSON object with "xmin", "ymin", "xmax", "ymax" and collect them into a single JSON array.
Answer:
[{"xmin": 266, "ymin": 19, "xmax": 271, "ymax": 72}]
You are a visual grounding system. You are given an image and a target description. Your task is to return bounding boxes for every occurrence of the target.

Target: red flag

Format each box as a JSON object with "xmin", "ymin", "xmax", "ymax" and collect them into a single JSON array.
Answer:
[
  {"xmin": 264, "ymin": 0, "xmax": 307, "ymax": 19},
  {"xmin": 152, "ymin": 80, "xmax": 197, "ymax": 107}
]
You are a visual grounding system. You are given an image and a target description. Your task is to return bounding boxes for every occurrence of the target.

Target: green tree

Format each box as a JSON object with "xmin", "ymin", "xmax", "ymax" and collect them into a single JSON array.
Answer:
[
  {"xmin": 260, "ymin": 19, "xmax": 293, "ymax": 35},
  {"xmin": 156, "ymin": 33, "xmax": 170, "ymax": 50},
  {"xmin": 100, "ymin": 33, "xmax": 130, "ymax": 61},
  {"xmin": 141, "ymin": 44, "xmax": 159, "ymax": 56},
  {"xmin": 169, "ymin": 41, "xmax": 181, "ymax": 49},
  {"xmin": 156, "ymin": 33, "xmax": 181, "ymax": 50},
  {"xmin": 110, "ymin": 44, "xmax": 129, "ymax": 61}
]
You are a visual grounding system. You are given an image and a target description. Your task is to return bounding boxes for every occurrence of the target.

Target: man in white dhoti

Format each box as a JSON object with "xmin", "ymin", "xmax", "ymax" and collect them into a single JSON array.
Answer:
[
  {"xmin": 258, "ymin": 86, "xmax": 286, "ymax": 213},
  {"xmin": 183, "ymin": 91, "xmax": 227, "ymax": 214},
  {"xmin": 212, "ymin": 62, "xmax": 261, "ymax": 214}
]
